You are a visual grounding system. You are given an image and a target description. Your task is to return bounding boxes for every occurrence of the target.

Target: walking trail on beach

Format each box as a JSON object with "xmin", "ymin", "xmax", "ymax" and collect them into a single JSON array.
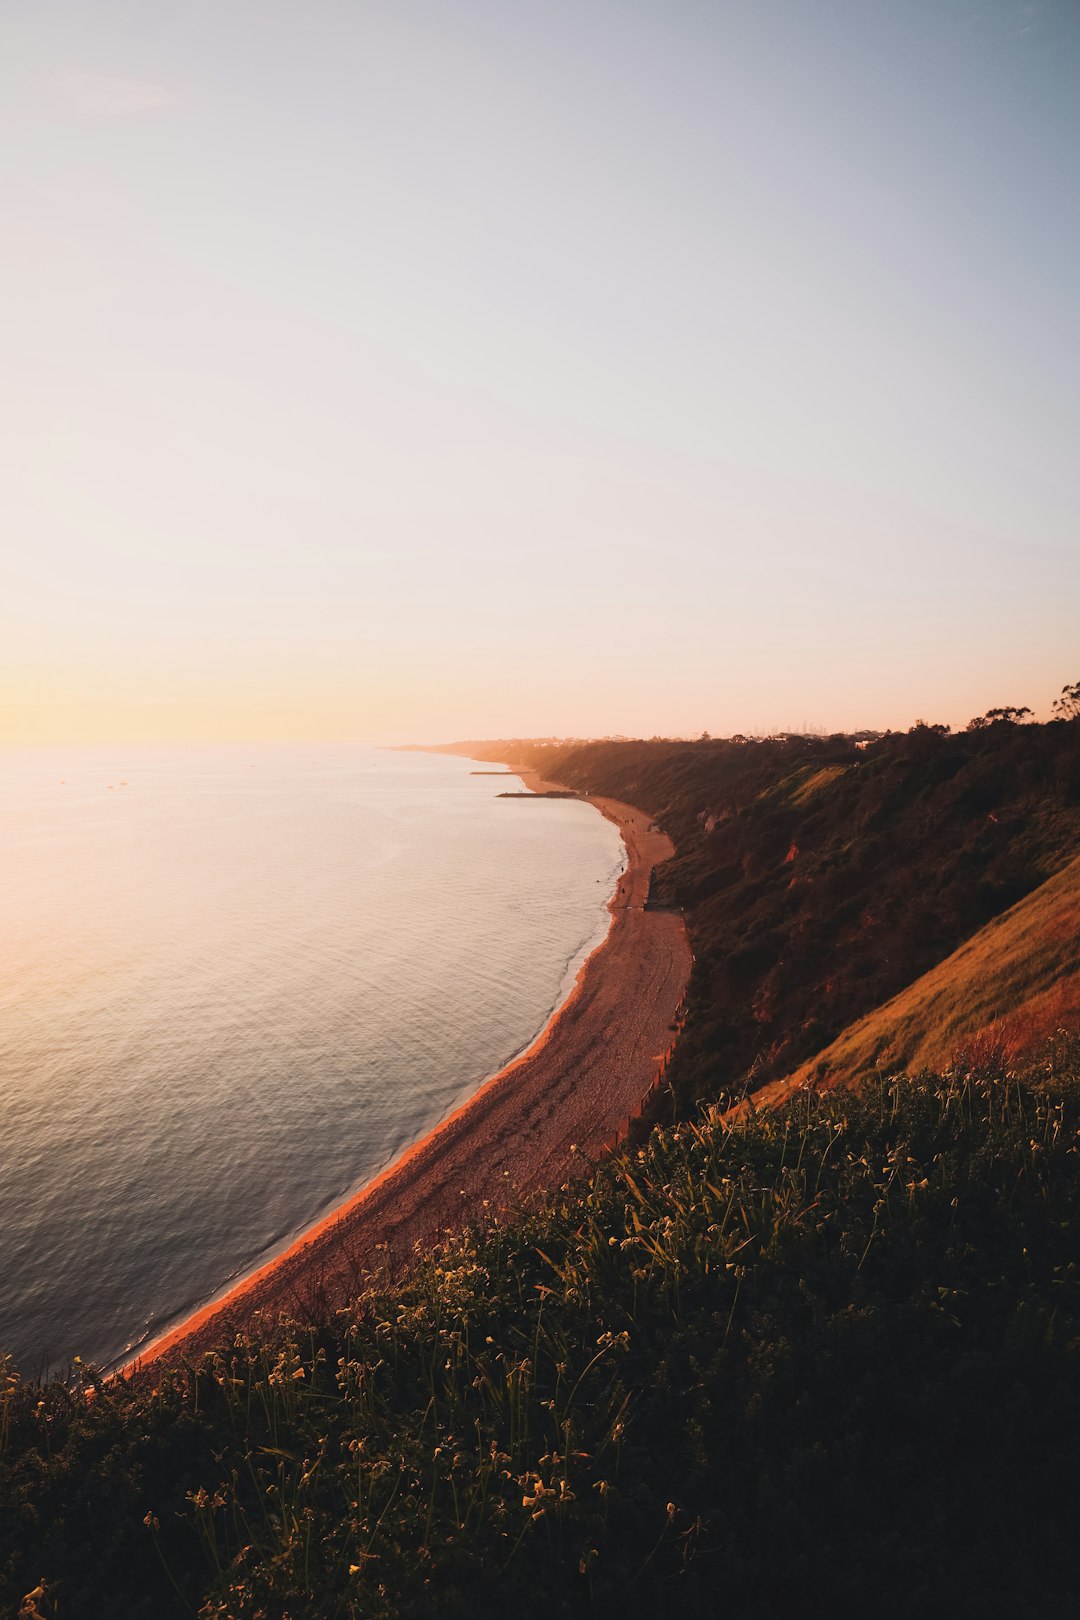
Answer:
[{"xmin": 124, "ymin": 765, "xmax": 692, "ymax": 1372}]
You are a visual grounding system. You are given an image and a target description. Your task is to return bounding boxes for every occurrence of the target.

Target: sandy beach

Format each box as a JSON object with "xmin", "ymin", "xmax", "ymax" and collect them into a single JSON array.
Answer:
[{"xmin": 124, "ymin": 766, "xmax": 691, "ymax": 1371}]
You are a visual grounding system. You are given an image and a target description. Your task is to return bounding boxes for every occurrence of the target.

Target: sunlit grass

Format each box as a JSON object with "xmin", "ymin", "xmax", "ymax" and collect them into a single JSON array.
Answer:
[
  {"xmin": 6, "ymin": 1043, "xmax": 1080, "ymax": 1616},
  {"xmin": 773, "ymin": 850, "xmax": 1080, "ymax": 1100}
]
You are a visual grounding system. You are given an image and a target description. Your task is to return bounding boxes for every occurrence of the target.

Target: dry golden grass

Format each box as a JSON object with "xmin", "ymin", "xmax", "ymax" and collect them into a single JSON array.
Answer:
[
  {"xmin": 752, "ymin": 850, "xmax": 1080, "ymax": 1108},
  {"xmin": 788, "ymin": 763, "xmax": 849, "ymax": 805},
  {"xmin": 758, "ymin": 762, "xmax": 850, "ymax": 809}
]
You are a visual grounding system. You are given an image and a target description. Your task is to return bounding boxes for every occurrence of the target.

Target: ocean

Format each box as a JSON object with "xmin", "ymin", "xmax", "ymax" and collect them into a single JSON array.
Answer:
[{"xmin": 0, "ymin": 745, "xmax": 625, "ymax": 1373}]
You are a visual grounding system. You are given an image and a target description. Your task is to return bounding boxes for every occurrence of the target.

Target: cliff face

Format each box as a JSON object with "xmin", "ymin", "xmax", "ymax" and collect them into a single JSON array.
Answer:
[{"xmin": 453, "ymin": 723, "xmax": 1080, "ymax": 1105}]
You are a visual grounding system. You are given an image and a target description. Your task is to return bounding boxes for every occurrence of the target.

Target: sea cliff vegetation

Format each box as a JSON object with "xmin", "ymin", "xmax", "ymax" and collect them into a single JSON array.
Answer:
[
  {"xmin": 6, "ymin": 1054, "xmax": 1080, "ymax": 1617},
  {"xmin": 5, "ymin": 707, "xmax": 1080, "ymax": 1618},
  {"xmin": 464, "ymin": 710, "xmax": 1080, "ymax": 1107}
]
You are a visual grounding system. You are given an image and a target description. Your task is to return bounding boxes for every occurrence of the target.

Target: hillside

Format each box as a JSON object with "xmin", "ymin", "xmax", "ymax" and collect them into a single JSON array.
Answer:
[
  {"xmin": 8, "ymin": 717, "xmax": 1080, "ymax": 1616},
  {"xmin": 6, "ymin": 1059, "xmax": 1080, "ymax": 1618},
  {"xmin": 757, "ymin": 849, "xmax": 1080, "ymax": 1107},
  {"xmin": 449, "ymin": 719, "xmax": 1080, "ymax": 1107}
]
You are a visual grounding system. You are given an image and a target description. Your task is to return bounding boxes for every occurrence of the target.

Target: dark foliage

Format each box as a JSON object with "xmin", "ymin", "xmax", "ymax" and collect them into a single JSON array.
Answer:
[
  {"xmin": 474, "ymin": 721, "xmax": 1080, "ymax": 1106},
  {"xmin": 9, "ymin": 719, "xmax": 1080, "ymax": 1616},
  {"xmin": 5, "ymin": 1057, "xmax": 1080, "ymax": 1618}
]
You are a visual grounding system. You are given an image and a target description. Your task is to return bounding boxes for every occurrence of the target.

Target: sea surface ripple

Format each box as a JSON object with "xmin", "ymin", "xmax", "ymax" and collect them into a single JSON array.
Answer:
[{"xmin": 0, "ymin": 745, "xmax": 625, "ymax": 1372}]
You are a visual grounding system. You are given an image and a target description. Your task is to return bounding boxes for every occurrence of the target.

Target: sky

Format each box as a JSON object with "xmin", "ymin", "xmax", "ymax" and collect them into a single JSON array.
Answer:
[{"xmin": 2, "ymin": 0, "xmax": 1078, "ymax": 744}]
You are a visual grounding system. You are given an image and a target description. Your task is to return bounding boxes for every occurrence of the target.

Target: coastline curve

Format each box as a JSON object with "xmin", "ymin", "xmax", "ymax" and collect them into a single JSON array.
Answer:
[{"xmin": 121, "ymin": 763, "xmax": 691, "ymax": 1374}]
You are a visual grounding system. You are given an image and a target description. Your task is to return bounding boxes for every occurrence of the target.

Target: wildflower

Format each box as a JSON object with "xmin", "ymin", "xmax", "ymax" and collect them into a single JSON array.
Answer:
[{"xmin": 19, "ymin": 1583, "xmax": 50, "ymax": 1620}]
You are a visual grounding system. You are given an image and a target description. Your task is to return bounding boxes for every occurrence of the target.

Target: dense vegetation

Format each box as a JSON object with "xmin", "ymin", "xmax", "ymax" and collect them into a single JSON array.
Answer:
[
  {"xmin": 6, "ymin": 1047, "xmax": 1080, "ymax": 1617},
  {"xmin": 8, "ymin": 711, "xmax": 1080, "ymax": 1616},
  {"xmin": 468, "ymin": 717, "xmax": 1080, "ymax": 1107}
]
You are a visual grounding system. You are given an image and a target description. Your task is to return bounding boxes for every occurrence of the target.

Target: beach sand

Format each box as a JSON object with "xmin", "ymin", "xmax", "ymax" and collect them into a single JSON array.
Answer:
[{"xmin": 123, "ymin": 766, "xmax": 691, "ymax": 1371}]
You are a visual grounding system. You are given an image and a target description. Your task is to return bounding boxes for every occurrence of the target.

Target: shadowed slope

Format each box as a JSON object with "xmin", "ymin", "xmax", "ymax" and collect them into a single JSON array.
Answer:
[{"xmin": 751, "ymin": 850, "xmax": 1080, "ymax": 1109}]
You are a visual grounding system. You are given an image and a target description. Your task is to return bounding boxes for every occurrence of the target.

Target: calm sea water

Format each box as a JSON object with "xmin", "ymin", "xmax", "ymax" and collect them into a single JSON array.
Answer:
[{"xmin": 0, "ymin": 746, "xmax": 625, "ymax": 1373}]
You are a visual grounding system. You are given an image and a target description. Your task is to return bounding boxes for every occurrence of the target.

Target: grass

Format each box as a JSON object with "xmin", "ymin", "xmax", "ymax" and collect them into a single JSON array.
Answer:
[
  {"xmin": 6, "ymin": 1042, "xmax": 1080, "ymax": 1617},
  {"xmin": 772, "ymin": 849, "xmax": 1080, "ymax": 1102},
  {"xmin": 8, "ymin": 721, "xmax": 1080, "ymax": 1615},
  {"xmin": 786, "ymin": 762, "xmax": 850, "ymax": 805}
]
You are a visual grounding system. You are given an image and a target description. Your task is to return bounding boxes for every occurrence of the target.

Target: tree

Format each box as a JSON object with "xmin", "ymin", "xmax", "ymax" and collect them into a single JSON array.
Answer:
[
  {"xmin": 965, "ymin": 706, "xmax": 1032, "ymax": 731},
  {"xmin": 1052, "ymin": 681, "xmax": 1080, "ymax": 722}
]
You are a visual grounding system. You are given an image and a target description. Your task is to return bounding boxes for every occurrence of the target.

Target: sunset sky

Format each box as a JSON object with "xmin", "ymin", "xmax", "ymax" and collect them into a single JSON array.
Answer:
[{"xmin": 2, "ymin": 0, "xmax": 1078, "ymax": 744}]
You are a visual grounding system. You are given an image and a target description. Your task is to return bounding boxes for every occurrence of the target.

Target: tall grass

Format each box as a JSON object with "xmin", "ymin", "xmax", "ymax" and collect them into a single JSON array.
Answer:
[{"xmin": 5, "ymin": 1045, "xmax": 1080, "ymax": 1617}]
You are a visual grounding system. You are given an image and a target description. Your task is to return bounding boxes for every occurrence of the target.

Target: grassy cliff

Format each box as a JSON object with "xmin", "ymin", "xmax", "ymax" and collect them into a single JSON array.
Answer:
[
  {"xmin": 6, "ymin": 1053, "xmax": 1080, "ymax": 1617},
  {"xmin": 456, "ymin": 721, "xmax": 1080, "ymax": 1106},
  {"xmin": 7, "ymin": 717, "xmax": 1080, "ymax": 1617},
  {"xmin": 767, "ymin": 849, "xmax": 1080, "ymax": 1104}
]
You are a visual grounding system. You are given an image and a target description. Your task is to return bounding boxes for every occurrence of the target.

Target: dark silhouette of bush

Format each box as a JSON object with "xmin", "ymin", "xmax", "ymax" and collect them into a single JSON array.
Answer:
[
  {"xmin": 965, "ymin": 705, "xmax": 1033, "ymax": 730},
  {"xmin": 1053, "ymin": 680, "xmax": 1080, "ymax": 722}
]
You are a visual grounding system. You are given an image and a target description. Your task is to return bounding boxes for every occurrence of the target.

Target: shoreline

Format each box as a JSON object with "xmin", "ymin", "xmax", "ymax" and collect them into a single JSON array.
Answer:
[{"xmin": 120, "ymin": 762, "xmax": 691, "ymax": 1375}]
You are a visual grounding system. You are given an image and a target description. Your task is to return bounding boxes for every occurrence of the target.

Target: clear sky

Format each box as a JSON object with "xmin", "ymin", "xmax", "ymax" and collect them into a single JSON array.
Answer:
[{"xmin": 2, "ymin": 0, "xmax": 1078, "ymax": 743}]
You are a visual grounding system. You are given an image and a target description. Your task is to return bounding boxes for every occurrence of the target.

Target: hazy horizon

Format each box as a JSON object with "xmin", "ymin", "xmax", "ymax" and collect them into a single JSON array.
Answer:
[{"xmin": 3, "ymin": 0, "xmax": 1078, "ymax": 745}]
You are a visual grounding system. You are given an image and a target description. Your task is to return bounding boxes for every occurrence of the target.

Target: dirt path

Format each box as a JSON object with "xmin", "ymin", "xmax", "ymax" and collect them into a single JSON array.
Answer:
[{"xmin": 124, "ymin": 766, "xmax": 691, "ymax": 1372}]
